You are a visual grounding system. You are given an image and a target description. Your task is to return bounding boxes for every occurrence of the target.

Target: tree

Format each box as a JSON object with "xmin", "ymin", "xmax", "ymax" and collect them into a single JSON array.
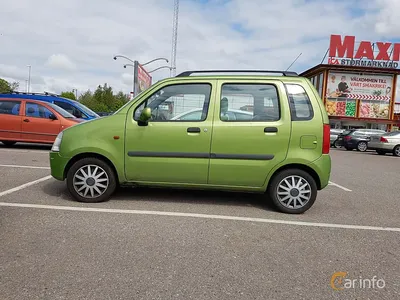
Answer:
[
  {"xmin": 60, "ymin": 91, "xmax": 76, "ymax": 100},
  {"xmin": 0, "ymin": 78, "xmax": 19, "ymax": 93}
]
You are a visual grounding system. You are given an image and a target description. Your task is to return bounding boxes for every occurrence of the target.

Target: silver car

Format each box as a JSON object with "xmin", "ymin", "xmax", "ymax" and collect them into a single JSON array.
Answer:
[
  {"xmin": 330, "ymin": 128, "xmax": 344, "ymax": 148},
  {"xmin": 368, "ymin": 131, "xmax": 400, "ymax": 156}
]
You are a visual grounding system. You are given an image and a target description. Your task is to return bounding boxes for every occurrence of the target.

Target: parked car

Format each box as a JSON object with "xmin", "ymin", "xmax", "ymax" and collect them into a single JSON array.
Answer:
[
  {"xmin": 0, "ymin": 98, "xmax": 84, "ymax": 146},
  {"xmin": 368, "ymin": 131, "xmax": 400, "ymax": 156},
  {"xmin": 171, "ymin": 108, "xmax": 253, "ymax": 120},
  {"xmin": 0, "ymin": 92, "xmax": 100, "ymax": 120},
  {"xmin": 330, "ymin": 128, "xmax": 344, "ymax": 148},
  {"xmin": 337, "ymin": 129, "xmax": 386, "ymax": 151},
  {"xmin": 49, "ymin": 69, "xmax": 332, "ymax": 214}
]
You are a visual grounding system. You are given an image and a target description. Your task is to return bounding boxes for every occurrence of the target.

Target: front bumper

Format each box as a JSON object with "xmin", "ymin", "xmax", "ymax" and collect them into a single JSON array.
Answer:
[{"xmin": 49, "ymin": 151, "xmax": 70, "ymax": 181}]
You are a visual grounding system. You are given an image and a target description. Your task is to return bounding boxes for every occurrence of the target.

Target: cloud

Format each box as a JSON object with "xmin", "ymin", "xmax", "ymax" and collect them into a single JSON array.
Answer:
[
  {"xmin": 0, "ymin": 0, "xmax": 399, "ymax": 101},
  {"xmin": 46, "ymin": 54, "xmax": 77, "ymax": 71}
]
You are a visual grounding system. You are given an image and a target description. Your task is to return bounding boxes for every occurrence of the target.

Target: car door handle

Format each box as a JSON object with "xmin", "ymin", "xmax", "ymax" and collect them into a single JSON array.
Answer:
[
  {"xmin": 187, "ymin": 127, "xmax": 201, "ymax": 133},
  {"xmin": 264, "ymin": 127, "xmax": 278, "ymax": 133},
  {"xmin": 23, "ymin": 119, "xmax": 30, "ymax": 122}
]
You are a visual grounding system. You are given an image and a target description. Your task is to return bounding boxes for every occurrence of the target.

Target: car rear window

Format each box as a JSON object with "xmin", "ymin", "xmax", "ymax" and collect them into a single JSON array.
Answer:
[
  {"xmin": 0, "ymin": 100, "xmax": 21, "ymax": 115},
  {"xmin": 285, "ymin": 84, "xmax": 314, "ymax": 121}
]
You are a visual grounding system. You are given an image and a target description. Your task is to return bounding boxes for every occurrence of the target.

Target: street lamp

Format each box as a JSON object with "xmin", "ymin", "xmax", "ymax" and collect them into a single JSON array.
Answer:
[
  {"xmin": 148, "ymin": 66, "xmax": 174, "ymax": 73},
  {"xmin": 27, "ymin": 65, "xmax": 31, "ymax": 93},
  {"xmin": 123, "ymin": 64, "xmax": 135, "ymax": 94}
]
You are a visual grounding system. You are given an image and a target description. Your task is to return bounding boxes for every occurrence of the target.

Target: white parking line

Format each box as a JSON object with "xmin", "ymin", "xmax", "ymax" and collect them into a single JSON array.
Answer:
[
  {"xmin": 0, "ymin": 202, "xmax": 399, "ymax": 232},
  {"xmin": 0, "ymin": 164, "xmax": 50, "ymax": 169},
  {"xmin": 0, "ymin": 175, "xmax": 52, "ymax": 197},
  {"xmin": 328, "ymin": 181, "xmax": 352, "ymax": 192}
]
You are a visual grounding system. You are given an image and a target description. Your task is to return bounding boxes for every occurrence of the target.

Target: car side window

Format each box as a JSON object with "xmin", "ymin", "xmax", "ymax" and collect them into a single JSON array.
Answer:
[
  {"xmin": 220, "ymin": 83, "xmax": 280, "ymax": 122},
  {"xmin": 134, "ymin": 83, "xmax": 212, "ymax": 122},
  {"xmin": 25, "ymin": 102, "xmax": 53, "ymax": 119},
  {"xmin": 54, "ymin": 101, "xmax": 86, "ymax": 119},
  {"xmin": 285, "ymin": 84, "xmax": 314, "ymax": 121},
  {"xmin": 0, "ymin": 100, "xmax": 21, "ymax": 115}
]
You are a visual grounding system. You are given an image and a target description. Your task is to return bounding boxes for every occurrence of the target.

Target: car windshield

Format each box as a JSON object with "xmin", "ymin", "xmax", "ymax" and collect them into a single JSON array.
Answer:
[
  {"xmin": 46, "ymin": 103, "xmax": 76, "ymax": 118},
  {"xmin": 72, "ymin": 100, "xmax": 100, "ymax": 117}
]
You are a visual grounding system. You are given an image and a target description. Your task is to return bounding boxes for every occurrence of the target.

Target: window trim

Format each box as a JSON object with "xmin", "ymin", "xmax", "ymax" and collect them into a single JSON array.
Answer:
[
  {"xmin": 133, "ymin": 82, "xmax": 213, "ymax": 122},
  {"xmin": 25, "ymin": 102, "xmax": 55, "ymax": 120},
  {"xmin": 0, "ymin": 100, "xmax": 22, "ymax": 116},
  {"xmin": 219, "ymin": 83, "xmax": 281, "ymax": 122},
  {"xmin": 284, "ymin": 83, "xmax": 314, "ymax": 121}
]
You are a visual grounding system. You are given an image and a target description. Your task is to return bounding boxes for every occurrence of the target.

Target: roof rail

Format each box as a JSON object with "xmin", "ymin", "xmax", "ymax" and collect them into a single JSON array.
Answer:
[
  {"xmin": 176, "ymin": 70, "xmax": 299, "ymax": 77},
  {"xmin": 0, "ymin": 91, "xmax": 60, "ymax": 97}
]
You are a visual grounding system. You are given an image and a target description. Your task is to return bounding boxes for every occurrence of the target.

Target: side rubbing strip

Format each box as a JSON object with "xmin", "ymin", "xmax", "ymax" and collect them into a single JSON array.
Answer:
[
  {"xmin": 128, "ymin": 151, "xmax": 209, "ymax": 158},
  {"xmin": 127, "ymin": 152, "xmax": 275, "ymax": 160}
]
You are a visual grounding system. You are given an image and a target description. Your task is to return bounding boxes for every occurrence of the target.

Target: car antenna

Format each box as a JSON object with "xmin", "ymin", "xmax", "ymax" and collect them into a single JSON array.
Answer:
[{"xmin": 285, "ymin": 53, "xmax": 302, "ymax": 71}]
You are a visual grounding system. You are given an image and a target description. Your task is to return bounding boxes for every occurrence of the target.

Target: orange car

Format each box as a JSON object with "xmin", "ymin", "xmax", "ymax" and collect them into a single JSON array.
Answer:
[{"xmin": 0, "ymin": 98, "xmax": 84, "ymax": 146}]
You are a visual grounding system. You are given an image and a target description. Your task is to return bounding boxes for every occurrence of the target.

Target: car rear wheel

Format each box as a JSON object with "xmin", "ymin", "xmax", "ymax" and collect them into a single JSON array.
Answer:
[
  {"xmin": 333, "ymin": 140, "xmax": 340, "ymax": 148},
  {"xmin": 393, "ymin": 145, "xmax": 400, "ymax": 157},
  {"xmin": 66, "ymin": 157, "xmax": 117, "ymax": 203},
  {"xmin": 1, "ymin": 141, "xmax": 17, "ymax": 147},
  {"xmin": 268, "ymin": 169, "xmax": 317, "ymax": 214},
  {"xmin": 357, "ymin": 141, "xmax": 368, "ymax": 152}
]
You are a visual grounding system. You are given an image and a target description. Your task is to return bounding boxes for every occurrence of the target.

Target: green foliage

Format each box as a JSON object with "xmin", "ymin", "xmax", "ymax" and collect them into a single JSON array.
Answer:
[
  {"xmin": 60, "ymin": 91, "xmax": 76, "ymax": 100},
  {"xmin": 0, "ymin": 78, "xmax": 19, "ymax": 93},
  {"xmin": 66, "ymin": 83, "xmax": 130, "ymax": 113}
]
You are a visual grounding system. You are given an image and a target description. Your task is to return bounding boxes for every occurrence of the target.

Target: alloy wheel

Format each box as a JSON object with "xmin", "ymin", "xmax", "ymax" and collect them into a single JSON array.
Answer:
[
  {"xmin": 276, "ymin": 175, "xmax": 312, "ymax": 209},
  {"xmin": 73, "ymin": 164, "xmax": 109, "ymax": 198}
]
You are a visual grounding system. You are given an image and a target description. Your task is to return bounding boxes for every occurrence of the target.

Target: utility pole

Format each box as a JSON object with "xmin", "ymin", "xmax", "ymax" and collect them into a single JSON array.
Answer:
[
  {"xmin": 27, "ymin": 65, "xmax": 31, "ymax": 92},
  {"xmin": 170, "ymin": 0, "xmax": 179, "ymax": 77}
]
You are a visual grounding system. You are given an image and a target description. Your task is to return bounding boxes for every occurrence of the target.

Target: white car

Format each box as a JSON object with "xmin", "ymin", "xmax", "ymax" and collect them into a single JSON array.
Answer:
[{"xmin": 171, "ymin": 108, "xmax": 253, "ymax": 121}]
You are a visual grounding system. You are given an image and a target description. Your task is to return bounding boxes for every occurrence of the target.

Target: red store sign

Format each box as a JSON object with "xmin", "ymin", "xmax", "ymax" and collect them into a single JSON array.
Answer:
[{"xmin": 328, "ymin": 34, "xmax": 399, "ymax": 69}]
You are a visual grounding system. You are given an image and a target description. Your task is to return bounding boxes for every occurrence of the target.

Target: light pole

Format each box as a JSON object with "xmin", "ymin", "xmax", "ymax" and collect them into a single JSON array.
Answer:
[
  {"xmin": 113, "ymin": 55, "xmax": 169, "ymax": 95},
  {"xmin": 27, "ymin": 65, "xmax": 31, "ymax": 93},
  {"xmin": 148, "ymin": 66, "xmax": 174, "ymax": 73},
  {"xmin": 72, "ymin": 88, "xmax": 78, "ymax": 99}
]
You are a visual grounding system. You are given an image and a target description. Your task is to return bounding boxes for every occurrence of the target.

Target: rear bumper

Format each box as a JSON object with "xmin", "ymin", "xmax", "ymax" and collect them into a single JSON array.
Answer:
[
  {"xmin": 308, "ymin": 154, "xmax": 331, "ymax": 190},
  {"xmin": 49, "ymin": 151, "xmax": 70, "ymax": 181},
  {"xmin": 368, "ymin": 142, "xmax": 395, "ymax": 151}
]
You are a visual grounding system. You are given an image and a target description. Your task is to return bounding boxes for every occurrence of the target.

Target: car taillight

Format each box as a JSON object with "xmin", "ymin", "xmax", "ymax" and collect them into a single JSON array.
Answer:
[
  {"xmin": 344, "ymin": 136, "xmax": 352, "ymax": 141},
  {"xmin": 380, "ymin": 137, "xmax": 388, "ymax": 143},
  {"xmin": 323, "ymin": 124, "xmax": 330, "ymax": 154}
]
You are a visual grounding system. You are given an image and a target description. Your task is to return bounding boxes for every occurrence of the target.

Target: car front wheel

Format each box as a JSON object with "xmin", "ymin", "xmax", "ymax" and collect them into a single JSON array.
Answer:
[
  {"xmin": 66, "ymin": 157, "xmax": 117, "ymax": 203},
  {"xmin": 268, "ymin": 169, "xmax": 317, "ymax": 214}
]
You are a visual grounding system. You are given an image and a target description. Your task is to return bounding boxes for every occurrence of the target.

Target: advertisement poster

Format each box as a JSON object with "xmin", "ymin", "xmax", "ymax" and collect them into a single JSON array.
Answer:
[
  {"xmin": 325, "ymin": 99, "xmax": 356, "ymax": 117},
  {"xmin": 359, "ymin": 101, "xmax": 390, "ymax": 119},
  {"xmin": 137, "ymin": 64, "xmax": 152, "ymax": 94},
  {"xmin": 326, "ymin": 72, "xmax": 393, "ymax": 101}
]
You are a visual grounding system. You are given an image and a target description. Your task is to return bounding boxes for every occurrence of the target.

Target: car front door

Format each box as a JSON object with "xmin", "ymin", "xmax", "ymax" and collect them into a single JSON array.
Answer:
[
  {"xmin": 124, "ymin": 81, "xmax": 215, "ymax": 184},
  {"xmin": 0, "ymin": 100, "xmax": 22, "ymax": 141},
  {"xmin": 208, "ymin": 80, "xmax": 292, "ymax": 187},
  {"xmin": 21, "ymin": 102, "xmax": 61, "ymax": 143}
]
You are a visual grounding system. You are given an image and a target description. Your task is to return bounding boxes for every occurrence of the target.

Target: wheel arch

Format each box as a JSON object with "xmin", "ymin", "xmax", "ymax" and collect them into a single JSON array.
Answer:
[
  {"xmin": 64, "ymin": 152, "xmax": 120, "ymax": 182},
  {"xmin": 266, "ymin": 163, "xmax": 322, "ymax": 191}
]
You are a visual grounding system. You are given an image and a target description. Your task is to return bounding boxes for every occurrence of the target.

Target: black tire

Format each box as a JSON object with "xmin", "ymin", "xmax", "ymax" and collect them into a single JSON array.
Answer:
[
  {"xmin": 1, "ymin": 141, "xmax": 17, "ymax": 147},
  {"xmin": 66, "ymin": 157, "xmax": 117, "ymax": 203},
  {"xmin": 267, "ymin": 169, "xmax": 318, "ymax": 214},
  {"xmin": 333, "ymin": 140, "xmax": 340, "ymax": 148},
  {"xmin": 393, "ymin": 145, "xmax": 400, "ymax": 157},
  {"xmin": 357, "ymin": 141, "xmax": 368, "ymax": 152},
  {"xmin": 376, "ymin": 150, "xmax": 386, "ymax": 155}
]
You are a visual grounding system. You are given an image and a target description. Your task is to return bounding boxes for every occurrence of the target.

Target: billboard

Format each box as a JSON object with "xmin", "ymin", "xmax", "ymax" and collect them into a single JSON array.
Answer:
[
  {"xmin": 326, "ymin": 71, "xmax": 394, "ymax": 101},
  {"xmin": 136, "ymin": 63, "xmax": 152, "ymax": 94}
]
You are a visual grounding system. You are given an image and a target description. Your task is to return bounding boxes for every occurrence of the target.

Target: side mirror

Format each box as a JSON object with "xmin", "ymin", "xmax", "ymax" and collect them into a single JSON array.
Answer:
[
  {"xmin": 138, "ymin": 107, "xmax": 151, "ymax": 126},
  {"xmin": 49, "ymin": 113, "xmax": 57, "ymax": 120}
]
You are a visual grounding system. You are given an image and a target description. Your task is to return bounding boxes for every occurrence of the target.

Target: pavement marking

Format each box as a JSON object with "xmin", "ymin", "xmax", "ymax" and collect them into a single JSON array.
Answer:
[
  {"xmin": 0, "ymin": 164, "xmax": 50, "ymax": 169},
  {"xmin": 0, "ymin": 149, "xmax": 49, "ymax": 154},
  {"xmin": 0, "ymin": 175, "xmax": 52, "ymax": 197},
  {"xmin": 328, "ymin": 181, "xmax": 352, "ymax": 192},
  {"xmin": 0, "ymin": 202, "xmax": 399, "ymax": 233}
]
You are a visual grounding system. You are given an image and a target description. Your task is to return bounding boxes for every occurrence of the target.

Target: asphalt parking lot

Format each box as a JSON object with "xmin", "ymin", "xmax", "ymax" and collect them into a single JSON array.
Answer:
[{"xmin": 0, "ymin": 144, "xmax": 399, "ymax": 300}]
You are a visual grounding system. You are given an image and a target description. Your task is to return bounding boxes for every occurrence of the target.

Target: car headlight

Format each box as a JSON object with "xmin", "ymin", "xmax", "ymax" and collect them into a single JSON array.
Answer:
[{"xmin": 51, "ymin": 131, "xmax": 64, "ymax": 152}]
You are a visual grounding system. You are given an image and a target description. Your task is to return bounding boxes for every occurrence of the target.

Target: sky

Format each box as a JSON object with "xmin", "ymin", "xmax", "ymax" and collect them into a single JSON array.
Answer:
[{"xmin": 1, "ymin": 0, "xmax": 400, "ymax": 101}]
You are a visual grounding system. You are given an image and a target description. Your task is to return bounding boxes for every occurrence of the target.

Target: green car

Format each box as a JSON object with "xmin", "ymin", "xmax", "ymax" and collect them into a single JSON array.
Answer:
[{"xmin": 49, "ymin": 70, "xmax": 331, "ymax": 214}]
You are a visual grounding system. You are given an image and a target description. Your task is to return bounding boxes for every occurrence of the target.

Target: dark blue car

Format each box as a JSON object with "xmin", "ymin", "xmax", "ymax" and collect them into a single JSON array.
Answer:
[{"xmin": 0, "ymin": 93, "xmax": 100, "ymax": 120}]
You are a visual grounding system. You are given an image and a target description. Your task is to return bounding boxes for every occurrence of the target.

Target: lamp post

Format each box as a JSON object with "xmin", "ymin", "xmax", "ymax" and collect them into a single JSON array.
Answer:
[
  {"xmin": 113, "ymin": 55, "xmax": 170, "ymax": 96},
  {"xmin": 148, "ymin": 66, "xmax": 174, "ymax": 73},
  {"xmin": 27, "ymin": 65, "xmax": 31, "ymax": 93}
]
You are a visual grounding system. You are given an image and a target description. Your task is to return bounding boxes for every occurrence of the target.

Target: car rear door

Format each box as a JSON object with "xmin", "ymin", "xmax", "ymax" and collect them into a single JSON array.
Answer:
[
  {"xmin": 207, "ymin": 79, "xmax": 291, "ymax": 187},
  {"xmin": 0, "ymin": 100, "xmax": 22, "ymax": 141},
  {"xmin": 21, "ymin": 102, "xmax": 61, "ymax": 143}
]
